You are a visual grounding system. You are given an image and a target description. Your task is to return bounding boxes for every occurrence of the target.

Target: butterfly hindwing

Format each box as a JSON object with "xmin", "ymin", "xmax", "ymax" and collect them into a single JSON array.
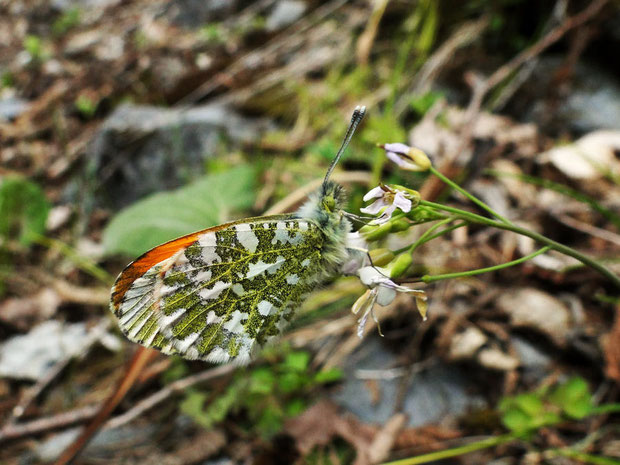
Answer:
[{"xmin": 111, "ymin": 215, "xmax": 325, "ymax": 364}]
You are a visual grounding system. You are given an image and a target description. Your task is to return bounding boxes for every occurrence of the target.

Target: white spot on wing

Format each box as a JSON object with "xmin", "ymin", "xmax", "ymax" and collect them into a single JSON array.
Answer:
[
  {"xmin": 235, "ymin": 224, "xmax": 259, "ymax": 253},
  {"xmin": 206, "ymin": 310, "xmax": 223, "ymax": 324},
  {"xmin": 160, "ymin": 307, "xmax": 186, "ymax": 328},
  {"xmin": 198, "ymin": 233, "xmax": 220, "ymax": 263},
  {"xmin": 223, "ymin": 310, "xmax": 248, "ymax": 333},
  {"xmin": 257, "ymin": 300, "xmax": 276, "ymax": 316},
  {"xmin": 247, "ymin": 256, "xmax": 285, "ymax": 279},
  {"xmin": 174, "ymin": 332, "xmax": 200, "ymax": 353},
  {"xmin": 301, "ymin": 258, "xmax": 311, "ymax": 267},
  {"xmin": 199, "ymin": 281, "xmax": 230, "ymax": 300},
  {"xmin": 205, "ymin": 347, "xmax": 231, "ymax": 363},
  {"xmin": 194, "ymin": 269, "xmax": 212, "ymax": 282},
  {"xmin": 232, "ymin": 283, "xmax": 245, "ymax": 296},
  {"xmin": 286, "ymin": 274, "xmax": 299, "ymax": 285}
]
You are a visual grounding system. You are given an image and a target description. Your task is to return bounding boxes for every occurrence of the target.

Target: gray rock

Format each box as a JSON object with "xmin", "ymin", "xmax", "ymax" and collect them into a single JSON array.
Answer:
[
  {"xmin": 34, "ymin": 424, "xmax": 157, "ymax": 462},
  {"xmin": 0, "ymin": 96, "xmax": 29, "ymax": 121},
  {"xmin": 86, "ymin": 103, "xmax": 271, "ymax": 210},
  {"xmin": 0, "ymin": 321, "xmax": 102, "ymax": 381},
  {"xmin": 51, "ymin": 0, "xmax": 121, "ymax": 11},
  {"xmin": 527, "ymin": 57, "xmax": 620, "ymax": 133},
  {"xmin": 331, "ymin": 337, "xmax": 485, "ymax": 426},
  {"xmin": 512, "ymin": 336, "xmax": 551, "ymax": 370},
  {"xmin": 162, "ymin": 0, "xmax": 237, "ymax": 28},
  {"xmin": 266, "ymin": 1, "xmax": 307, "ymax": 31}
]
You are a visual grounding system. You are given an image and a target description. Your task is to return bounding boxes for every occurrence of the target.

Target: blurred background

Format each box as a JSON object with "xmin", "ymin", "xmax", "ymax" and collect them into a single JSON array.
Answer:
[{"xmin": 1, "ymin": 0, "xmax": 620, "ymax": 464}]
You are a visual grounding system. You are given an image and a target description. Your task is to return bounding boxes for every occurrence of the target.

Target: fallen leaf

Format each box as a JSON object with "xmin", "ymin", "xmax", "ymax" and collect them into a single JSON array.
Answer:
[{"xmin": 284, "ymin": 400, "xmax": 376, "ymax": 465}]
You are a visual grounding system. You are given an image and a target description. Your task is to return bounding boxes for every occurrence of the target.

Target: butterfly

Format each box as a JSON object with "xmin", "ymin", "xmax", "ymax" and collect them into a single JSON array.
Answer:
[{"xmin": 109, "ymin": 106, "xmax": 366, "ymax": 364}]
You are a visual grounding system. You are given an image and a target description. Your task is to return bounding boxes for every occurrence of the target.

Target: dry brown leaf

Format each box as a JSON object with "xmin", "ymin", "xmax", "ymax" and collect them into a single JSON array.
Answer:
[{"xmin": 284, "ymin": 400, "xmax": 376, "ymax": 465}]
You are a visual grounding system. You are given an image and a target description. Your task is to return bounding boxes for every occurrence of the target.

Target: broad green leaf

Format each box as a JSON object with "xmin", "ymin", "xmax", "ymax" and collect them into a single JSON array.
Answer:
[
  {"xmin": 549, "ymin": 377, "xmax": 593, "ymax": 419},
  {"xmin": 0, "ymin": 176, "xmax": 50, "ymax": 247},
  {"xmin": 501, "ymin": 408, "xmax": 532, "ymax": 433},
  {"xmin": 103, "ymin": 165, "xmax": 257, "ymax": 257}
]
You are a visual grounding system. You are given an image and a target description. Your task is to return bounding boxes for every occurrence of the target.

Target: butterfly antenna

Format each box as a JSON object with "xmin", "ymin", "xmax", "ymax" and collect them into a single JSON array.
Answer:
[{"xmin": 323, "ymin": 105, "xmax": 366, "ymax": 186}]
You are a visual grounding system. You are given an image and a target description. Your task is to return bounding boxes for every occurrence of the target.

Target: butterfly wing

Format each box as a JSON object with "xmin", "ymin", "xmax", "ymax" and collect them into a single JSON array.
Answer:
[{"xmin": 110, "ymin": 215, "xmax": 325, "ymax": 364}]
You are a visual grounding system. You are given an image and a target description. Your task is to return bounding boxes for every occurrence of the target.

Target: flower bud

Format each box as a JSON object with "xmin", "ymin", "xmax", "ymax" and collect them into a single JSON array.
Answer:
[
  {"xmin": 359, "ymin": 222, "xmax": 392, "ymax": 241},
  {"xmin": 390, "ymin": 218, "xmax": 411, "ymax": 232},
  {"xmin": 368, "ymin": 248, "xmax": 394, "ymax": 267},
  {"xmin": 387, "ymin": 253, "xmax": 413, "ymax": 279}
]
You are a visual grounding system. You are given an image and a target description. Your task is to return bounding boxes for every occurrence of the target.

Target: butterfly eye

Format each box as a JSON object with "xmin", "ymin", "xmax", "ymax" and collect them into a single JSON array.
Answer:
[{"xmin": 323, "ymin": 195, "xmax": 336, "ymax": 212}]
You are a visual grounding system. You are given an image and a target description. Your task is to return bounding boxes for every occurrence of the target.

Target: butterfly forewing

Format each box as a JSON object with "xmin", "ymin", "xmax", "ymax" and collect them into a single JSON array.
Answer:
[{"xmin": 111, "ymin": 216, "xmax": 324, "ymax": 364}]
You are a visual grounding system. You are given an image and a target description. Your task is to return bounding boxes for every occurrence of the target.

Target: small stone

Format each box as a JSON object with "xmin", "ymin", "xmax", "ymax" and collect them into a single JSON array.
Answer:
[
  {"xmin": 497, "ymin": 288, "xmax": 572, "ymax": 346},
  {"xmin": 449, "ymin": 327, "xmax": 487, "ymax": 360},
  {"xmin": 478, "ymin": 347, "xmax": 520, "ymax": 371}
]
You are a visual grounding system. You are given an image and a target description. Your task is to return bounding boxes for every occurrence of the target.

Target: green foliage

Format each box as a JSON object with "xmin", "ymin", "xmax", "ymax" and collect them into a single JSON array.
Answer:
[
  {"xmin": 0, "ymin": 176, "xmax": 50, "ymax": 248},
  {"xmin": 548, "ymin": 376, "xmax": 593, "ymax": 419},
  {"xmin": 499, "ymin": 377, "xmax": 594, "ymax": 434},
  {"xmin": 103, "ymin": 165, "xmax": 257, "ymax": 257},
  {"xmin": 200, "ymin": 23, "xmax": 226, "ymax": 44},
  {"xmin": 410, "ymin": 91, "xmax": 444, "ymax": 117},
  {"xmin": 179, "ymin": 350, "xmax": 343, "ymax": 437},
  {"xmin": 23, "ymin": 35, "xmax": 46, "ymax": 62},
  {"xmin": 74, "ymin": 95, "xmax": 97, "ymax": 118},
  {"xmin": 1, "ymin": 71, "xmax": 15, "ymax": 88},
  {"xmin": 52, "ymin": 8, "xmax": 81, "ymax": 36}
]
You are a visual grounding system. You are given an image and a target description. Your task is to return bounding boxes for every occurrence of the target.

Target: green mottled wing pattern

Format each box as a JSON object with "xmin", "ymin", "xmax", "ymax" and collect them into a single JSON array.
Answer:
[{"xmin": 112, "ymin": 216, "xmax": 324, "ymax": 364}]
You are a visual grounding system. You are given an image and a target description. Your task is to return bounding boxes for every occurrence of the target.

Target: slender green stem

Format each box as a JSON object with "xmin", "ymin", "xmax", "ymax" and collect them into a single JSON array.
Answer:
[
  {"xmin": 381, "ymin": 433, "xmax": 519, "ymax": 465},
  {"xmin": 413, "ymin": 221, "xmax": 468, "ymax": 249},
  {"xmin": 590, "ymin": 403, "xmax": 620, "ymax": 415},
  {"xmin": 420, "ymin": 200, "xmax": 620, "ymax": 288},
  {"xmin": 408, "ymin": 218, "xmax": 454, "ymax": 252},
  {"xmin": 420, "ymin": 246, "xmax": 551, "ymax": 283},
  {"xmin": 544, "ymin": 449, "xmax": 620, "ymax": 465},
  {"xmin": 429, "ymin": 166, "xmax": 512, "ymax": 225}
]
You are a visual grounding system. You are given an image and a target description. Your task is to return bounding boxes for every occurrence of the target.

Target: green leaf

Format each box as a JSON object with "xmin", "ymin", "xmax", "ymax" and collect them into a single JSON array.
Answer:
[
  {"xmin": 285, "ymin": 398, "xmax": 307, "ymax": 416},
  {"xmin": 279, "ymin": 372, "xmax": 305, "ymax": 394},
  {"xmin": 179, "ymin": 390, "xmax": 211, "ymax": 428},
  {"xmin": 550, "ymin": 377, "xmax": 593, "ymax": 419},
  {"xmin": 103, "ymin": 165, "xmax": 257, "ymax": 257},
  {"xmin": 501, "ymin": 408, "xmax": 533, "ymax": 433},
  {"xmin": 514, "ymin": 393, "xmax": 544, "ymax": 417},
  {"xmin": 283, "ymin": 351, "xmax": 311, "ymax": 372},
  {"xmin": 250, "ymin": 368, "xmax": 276, "ymax": 395},
  {"xmin": 0, "ymin": 176, "xmax": 50, "ymax": 247},
  {"xmin": 314, "ymin": 367, "xmax": 343, "ymax": 384},
  {"xmin": 256, "ymin": 405, "xmax": 283, "ymax": 437}
]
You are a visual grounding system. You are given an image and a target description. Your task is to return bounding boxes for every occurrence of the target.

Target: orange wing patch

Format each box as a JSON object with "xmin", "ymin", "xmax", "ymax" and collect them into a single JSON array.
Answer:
[{"xmin": 111, "ymin": 233, "xmax": 200, "ymax": 310}]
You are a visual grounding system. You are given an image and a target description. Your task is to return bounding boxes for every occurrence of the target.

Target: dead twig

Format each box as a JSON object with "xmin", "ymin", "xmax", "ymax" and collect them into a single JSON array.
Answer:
[
  {"xmin": 53, "ymin": 347, "xmax": 158, "ymax": 465},
  {"xmin": 0, "ymin": 405, "xmax": 99, "ymax": 443},
  {"xmin": 105, "ymin": 364, "xmax": 235, "ymax": 430}
]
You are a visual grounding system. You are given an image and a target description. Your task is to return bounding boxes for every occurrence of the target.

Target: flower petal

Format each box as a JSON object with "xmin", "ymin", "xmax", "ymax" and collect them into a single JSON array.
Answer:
[
  {"xmin": 363, "ymin": 186, "xmax": 385, "ymax": 202},
  {"xmin": 393, "ymin": 192, "xmax": 412, "ymax": 213},
  {"xmin": 376, "ymin": 286, "xmax": 396, "ymax": 306},
  {"xmin": 358, "ymin": 266, "xmax": 389, "ymax": 286},
  {"xmin": 383, "ymin": 143, "xmax": 410, "ymax": 155},
  {"xmin": 360, "ymin": 199, "xmax": 386, "ymax": 215}
]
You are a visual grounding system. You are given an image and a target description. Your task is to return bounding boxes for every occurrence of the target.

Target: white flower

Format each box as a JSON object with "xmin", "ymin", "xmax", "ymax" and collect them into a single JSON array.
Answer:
[
  {"xmin": 340, "ymin": 232, "xmax": 370, "ymax": 275},
  {"xmin": 381, "ymin": 143, "xmax": 431, "ymax": 172},
  {"xmin": 352, "ymin": 266, "xmax": 427, "ymax": 338},
  {"xmin": 360, "ymin": 184, "xmax": 413, "ymax": 224}
]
